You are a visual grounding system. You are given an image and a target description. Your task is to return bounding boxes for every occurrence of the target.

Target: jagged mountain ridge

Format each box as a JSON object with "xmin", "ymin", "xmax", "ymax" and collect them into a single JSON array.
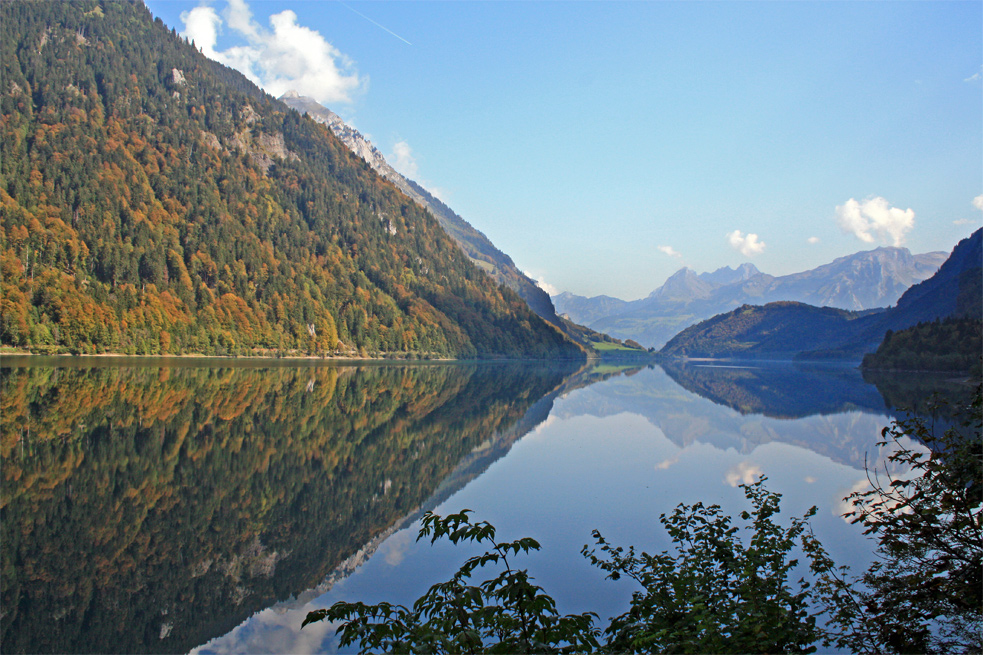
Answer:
[
  {"xmin": 279, "ymin": 92, "xmax": 562, "ymax": 327},
  {"xmin": 659, "ymin": 229, "xmax": 982, "ymax": 360},
  {"xmin": 554, "ymin": 247, "xmax": 947, "ymax": 349}
]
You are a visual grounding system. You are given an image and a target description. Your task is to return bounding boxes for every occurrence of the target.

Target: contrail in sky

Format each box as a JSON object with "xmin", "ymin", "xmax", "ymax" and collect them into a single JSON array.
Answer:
[{"xmin": 338, "ymin": 1, "xmax": 412, "ymax": 45}]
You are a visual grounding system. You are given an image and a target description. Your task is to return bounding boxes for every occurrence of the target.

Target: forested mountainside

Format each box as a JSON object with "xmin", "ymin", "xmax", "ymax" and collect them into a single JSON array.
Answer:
[
  {"xmin": 279, "ymin": 93, "xmax": 562, "ymax": 327},
  {"xmin": 0, "ymin": 0, "xmax": 580, "ymax": 359},
  {"xmin": 658, "ymin": 302, "xmax": 874, "ymax": 360},
  {"xmin": 860, "ymin": 317, "xmax": 983, "ymax": 373},
  {"xmin": 660, "ymin": 229, "xmax": 982, "ymax": 361}
]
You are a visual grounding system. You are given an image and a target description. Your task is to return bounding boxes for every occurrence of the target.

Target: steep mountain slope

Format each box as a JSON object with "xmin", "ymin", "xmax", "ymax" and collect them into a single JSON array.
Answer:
[
  {"xmin": 555, "ymin": 247, "xmax": 946, "ymax": 348},
  {"xmin": 0, "ymin": 0, "xmax": 580, "ymax": 359},
  {"xmin": 660, "ymin": 229, "xmax": 981, "ymax": 360},
  {"xmin": 279, "ymin": 93, "xmax": 562, "ymax": 327}
]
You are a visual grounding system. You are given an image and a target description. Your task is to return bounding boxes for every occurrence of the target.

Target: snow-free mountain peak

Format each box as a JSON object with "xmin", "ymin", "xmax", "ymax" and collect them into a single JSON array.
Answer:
[
  {"xmin": 553, "ymin": 245, "xmax": 947, "ymax": 349},
  {"xmin": 648, "ymin": 267, "xmax": 715, "ymax": 301},
  {"xmin": 700, "ymin": 263, "xmax": 762, "ymax": 286}
]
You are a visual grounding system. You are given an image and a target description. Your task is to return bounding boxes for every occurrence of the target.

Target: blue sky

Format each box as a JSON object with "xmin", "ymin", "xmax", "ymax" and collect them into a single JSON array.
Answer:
[{"xmin": 146, "ymin": 0, "xmax": 982, "ymax": 300}]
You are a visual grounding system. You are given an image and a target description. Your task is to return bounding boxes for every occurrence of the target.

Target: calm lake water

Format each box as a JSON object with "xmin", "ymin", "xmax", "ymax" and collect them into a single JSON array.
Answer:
[{"xmin": 0, "ymin": 356, "xmax": 968, "ymax": 654}]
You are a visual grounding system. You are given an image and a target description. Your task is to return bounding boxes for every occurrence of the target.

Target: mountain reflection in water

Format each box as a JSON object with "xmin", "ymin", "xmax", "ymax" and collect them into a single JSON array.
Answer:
[
  {"xmin": 1, "ymin": 358, "xmax": 962, "ymax": 654},
  {"xmin": 0, "ymin": 360, "xmax": 579, "ymax": 654}
]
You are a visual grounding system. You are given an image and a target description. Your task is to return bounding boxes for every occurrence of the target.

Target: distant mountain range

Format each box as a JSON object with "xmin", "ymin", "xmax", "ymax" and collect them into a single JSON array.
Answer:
[
  {"xmin": 659, "ymin": 229, "xmax": 982, "ymax": 361},
  {"xmin": 279, "ymin": 92, "xmax": 562, "ymax": 328},
  {"xmin": 554, "ymin": 247, "xmax": 947, "ymax": 349}
]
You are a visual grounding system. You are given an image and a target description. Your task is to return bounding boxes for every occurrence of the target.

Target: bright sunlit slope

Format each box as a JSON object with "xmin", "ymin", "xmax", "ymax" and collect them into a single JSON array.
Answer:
[{"xmin": 0, "ymin": 0, "xmax": 582, "ymax": 360}]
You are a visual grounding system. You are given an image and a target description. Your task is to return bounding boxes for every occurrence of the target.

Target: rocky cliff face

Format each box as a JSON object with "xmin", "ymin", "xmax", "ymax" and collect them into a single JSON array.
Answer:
[{"xmin": 279, "ymin": 92, "xmax": 429, "ymax": 206}]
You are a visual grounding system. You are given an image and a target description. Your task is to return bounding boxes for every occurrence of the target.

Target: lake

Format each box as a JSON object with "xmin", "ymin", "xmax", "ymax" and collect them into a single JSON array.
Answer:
[{"xmin": 1, "ymin": 356, "xmax": 967, "ymax": 653}]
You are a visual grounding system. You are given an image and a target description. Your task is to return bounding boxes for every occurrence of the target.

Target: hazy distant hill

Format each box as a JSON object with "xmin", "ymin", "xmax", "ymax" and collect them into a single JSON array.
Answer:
[
  {"xmin": 660, "ymin": 229, "xmax": 982, "ymax": 361},
  {"xmin": 279, "ymin": 93, "xmax": 563, "ymax": 328},
  {"xmin": 554, "ymin": 247, "xmax": 946, "ymax": 348},
  {"xmin": 0, "ymin": 0, "xmax": 580, "ymax": 359}
]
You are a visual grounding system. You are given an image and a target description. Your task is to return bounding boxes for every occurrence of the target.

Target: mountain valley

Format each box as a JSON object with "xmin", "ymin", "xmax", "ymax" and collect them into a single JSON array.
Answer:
[{"xmin": 555, "ymin": 246, "xmax": 948, "ymax": 349}]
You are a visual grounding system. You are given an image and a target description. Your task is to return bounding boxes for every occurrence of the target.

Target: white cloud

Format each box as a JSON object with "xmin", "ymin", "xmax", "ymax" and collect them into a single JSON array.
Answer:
[
  {"xmin": 834, "ymin": 479, "xmax": 872, "ymax": 520},
  {"xmin": 382, "ymin": 529, "xmax": 416, "ymax": 567},
  {"xmin": 724, "ymin": 461, "xmax": 763, "ymax": 487},
  {"xmin": 655, "ymin": 455, "xmax": 679, "ymax": 471},
  {"xmin": 973, "ymin": 194, "xmax": 983, "ymax": 211},
  {"xmin": 527, "ymin": 272, "xmax": 559, "ymax": 296},
  {"xmin": 657, "ymin": 245, "xmax": 682, "ymax": 259},
  {"xmin": 954, "ymin": 218, "xmax": 975, "ymax": 226},
  {"xmin": 180, "ymin": 0, "xmax": 364, "ymax": 105},
  {"xmin": 390, "ymin": 141, "xmax": 419, "ymax": 179},
  {"xmin": 180, "ymin": 6, "xmax": 222, "ymax": 57},
  {"xmin": 965, "ymin": 66, "xmax": 982, "ymax": 83},
  {"xmin": 807, "ymin": 236, "xmax": 820, "ymax": 244},
  {"xmin": 835, "ymin": 197, "xmax": 914, "ymax": 247},
  {"xmin": 726, "ymin": 230, "xmax": 766, "ymax": 257}
]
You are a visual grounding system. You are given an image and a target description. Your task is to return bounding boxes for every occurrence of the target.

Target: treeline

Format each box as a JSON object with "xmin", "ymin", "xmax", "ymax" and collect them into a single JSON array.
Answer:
[
  {"xmin": 659, "ymin": 302, "xmax": 863, "ymax": 359},
  {"xmin": 861, "ymin": 317, "xmax": 983, "ymax": 373},
  {"xmin": 0, "ymin": 0, "xmax": 580, "ymax": 360}
]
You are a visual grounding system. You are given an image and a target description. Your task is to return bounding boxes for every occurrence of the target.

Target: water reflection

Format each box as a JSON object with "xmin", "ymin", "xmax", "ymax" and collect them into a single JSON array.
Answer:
[
  {"xmin": 195, "ymin": 362, "xmax": 944, "ymax": 654},
  {"xmin": 2, "ymin": 358, "xmax": 956, "ymax": 654},
  {"xmin": 660, "ymin": 360, "xmax": 888, "ymax": 418},
  {"xmin": 0, "ymin": 360, "xmax": 579, "ymax": 654}
]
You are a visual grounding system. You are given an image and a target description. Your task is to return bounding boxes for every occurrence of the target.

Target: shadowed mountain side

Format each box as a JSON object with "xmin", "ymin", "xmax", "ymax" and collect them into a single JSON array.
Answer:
[
  {"xmin": 659, "ymin": 361, "xmax": 889, "ymax": 419},
  {"xmin": 0, "ymin": 361, "xmax": 578, "ymax": 654},
  {"xmin": 659, "ymin": 302, "xmax": 876, "ymax": 359}
]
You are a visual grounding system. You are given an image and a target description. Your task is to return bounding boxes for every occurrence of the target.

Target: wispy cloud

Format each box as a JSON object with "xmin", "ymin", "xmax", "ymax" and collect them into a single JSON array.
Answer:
[
  {"xmin": 965, "ymin": 65, "xmax": 982, "ymax": 83},
  {"xmin": 727, "ymin": 230, "xmax": 766, "ymax": 257},
  {"xmin": 387, "ymin": 140, "xmax": 448, "ymax": 201},
  {"xmin": 724, "ymin": 461, "xmax": 762, "ymax": 487},
  {"xmin": 807, "ymin": 236, "xmax": 820, "ymax": 244},
  {"xmin": 390, "ymin": 141, "xmax": 419, "ymax": 179},
  {"xmin": 657, "ymin": 245, "xmax": 682, "ymax": 259},
  {"xmin": 655, "ymin": 455, "xmax": 679, "ymax": 471},
  {"xmin": 180, "ymin": 0, "xmax": 364, "ymax": 105},
  {"xmin": 835, "ymin": 197, "xmax": 914, "ymax": 247},
  {"xmin": 526, "ymin": 272, "xmax": 559, "ymax": 296}
]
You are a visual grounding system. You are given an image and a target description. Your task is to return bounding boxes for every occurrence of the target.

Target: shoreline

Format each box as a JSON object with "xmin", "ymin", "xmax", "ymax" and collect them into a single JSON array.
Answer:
[{"xmin": 0, "ymin": 348, "xmax": 593, "ymax": 366}]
